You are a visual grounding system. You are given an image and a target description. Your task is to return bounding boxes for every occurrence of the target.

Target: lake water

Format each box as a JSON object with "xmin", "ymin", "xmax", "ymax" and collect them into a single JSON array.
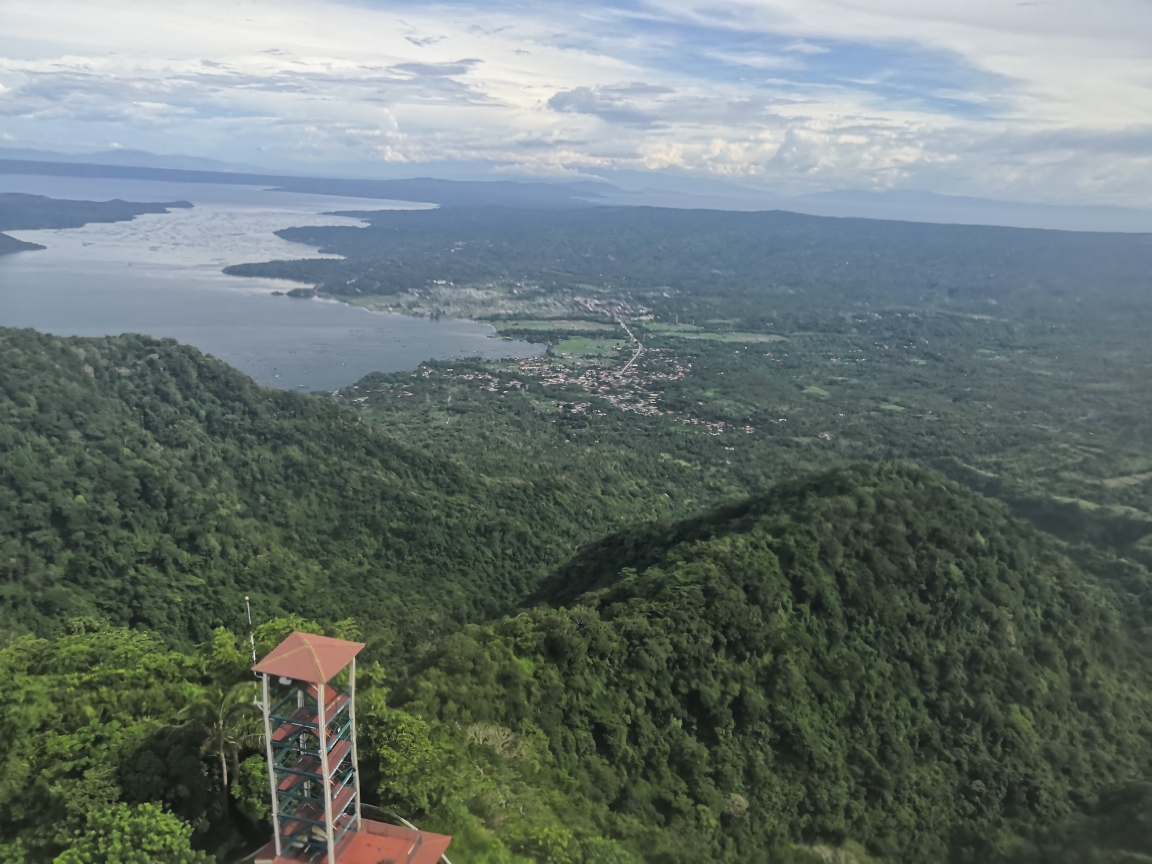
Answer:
[{"xmin": 0, "ymin": 175, "xmax": 543, "ymax": 390}]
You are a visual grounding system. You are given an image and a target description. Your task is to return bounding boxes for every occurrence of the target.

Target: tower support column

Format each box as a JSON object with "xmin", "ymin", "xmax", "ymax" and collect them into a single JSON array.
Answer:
[
  {"xmin": 318, "ymin": 680, "xmax": 336, "ymax": 863},
  {"xmin": 349, "ymin": 657, "xmax": 362, "ymax": 831},
  {"xmin": 260, "ymin": 673, "xmax": 283, "ymax": 857}
]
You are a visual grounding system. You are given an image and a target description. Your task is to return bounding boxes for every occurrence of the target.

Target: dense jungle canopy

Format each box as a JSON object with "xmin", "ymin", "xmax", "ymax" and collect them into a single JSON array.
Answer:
[{"xmin": 3, "ymin": 332, "xmax": 1152, "ymax": 862}]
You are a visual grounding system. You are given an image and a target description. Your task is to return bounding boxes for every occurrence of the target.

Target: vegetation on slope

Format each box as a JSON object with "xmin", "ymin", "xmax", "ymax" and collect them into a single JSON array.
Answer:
[
  {"xmin": 6, "ymin": 464, "xmax": 1151, "ymax": 863},
  {"xmin": 0, "ymin": 622, "xmax": 213, "ymax": 862},
  {"xmin": 399, "ymin": 463, "xmax": 1152, "ymax": 864},
  {"xmin": 0, "ymin": 611, "xmax": 658, "ymax": 864},
  {"xmin": 7, "ymin": 197, "xmax": 1152, "ymax": 862},
  {"xmin": 231, "ymin": 203, "xmax": 1152, "ymax": 569},
  {"xmin": 0, "ymin": 329, "xmax": 537, "ymax": 645},
  {"xmin": 343, "ymin": 311, "xmax": 1152, "ymax": 582},
  {"xmin": 0, "ymin": 328, "xmax": 755, "ymax": 650}
]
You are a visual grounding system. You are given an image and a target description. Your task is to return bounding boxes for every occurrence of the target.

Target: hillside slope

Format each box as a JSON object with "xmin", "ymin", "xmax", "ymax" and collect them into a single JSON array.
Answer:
[
  {"xmin": 398, "ymin": 463, "xmax": 1152, "ymax": 863},
  {"xmin": 0, "ymin": 328, "xmax": 680, "ymax": 648}
]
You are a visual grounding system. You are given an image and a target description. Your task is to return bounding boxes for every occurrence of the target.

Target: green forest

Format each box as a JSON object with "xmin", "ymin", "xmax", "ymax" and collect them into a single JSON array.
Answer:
[
  {"xmin": 5, "ymin": 450, "xmax": 1152, "ymax": 863},
  {"xmin": 225, "ymin": 205, "xmax": 1152, "ymax": 305},
  {"xmin": 5, "ymin": 202, "xmax": 1152, "ymax": 863},
  {"xmin": 0, "ymin": 328, "xmax": 683, "ymax": 650},
  {"xmin": 4, "ymin": 330, "xmax": 1152, "ymax": 863}
]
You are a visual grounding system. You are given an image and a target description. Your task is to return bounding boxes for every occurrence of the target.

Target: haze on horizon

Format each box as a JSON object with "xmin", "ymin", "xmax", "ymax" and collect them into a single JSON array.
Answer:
[{"xmin": 1, "ymin": 0, "xmax": 1151, "ymax": 211}]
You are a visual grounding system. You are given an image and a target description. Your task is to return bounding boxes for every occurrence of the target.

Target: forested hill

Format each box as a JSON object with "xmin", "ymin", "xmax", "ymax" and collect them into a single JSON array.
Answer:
[
  {"xmin": 399, "ymin": 463, "xmax": 1152, "ymax": 864},
  {"xmin": 0, "ymin": 328, "xmax": 682, "ymax": 650},
  {"xmin": 6, "ymin": 325, "xmax": 1152, "ymax": 861}
]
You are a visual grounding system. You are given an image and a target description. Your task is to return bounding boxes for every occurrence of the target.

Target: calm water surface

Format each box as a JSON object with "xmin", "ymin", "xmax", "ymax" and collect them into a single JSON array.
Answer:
[{"xmin": 0, "ymin": 176, "xmax": 543, "ymax": 390}]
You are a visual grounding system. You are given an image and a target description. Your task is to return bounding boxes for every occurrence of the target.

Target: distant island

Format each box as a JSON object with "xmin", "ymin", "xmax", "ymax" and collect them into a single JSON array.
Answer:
[
  {"xmin": 0, "ymin": 191, "xmax": 193, "ymax": 255},
  {"xmin": 0, "ymin": 231, "xmax": 43, "ymax": 254}
]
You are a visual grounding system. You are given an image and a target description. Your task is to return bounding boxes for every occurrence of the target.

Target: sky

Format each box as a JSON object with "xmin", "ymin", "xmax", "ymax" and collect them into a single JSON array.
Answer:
[{"xmin": 1, "ymin": 0, "xmax": 1151, "ymax": 207}]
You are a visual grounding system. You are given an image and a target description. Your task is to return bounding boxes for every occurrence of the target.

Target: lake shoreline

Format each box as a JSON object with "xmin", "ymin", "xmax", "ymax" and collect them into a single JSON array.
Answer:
[{"xmin": 0, "ymin": 179, "xmax": 544, "ymax": 390}]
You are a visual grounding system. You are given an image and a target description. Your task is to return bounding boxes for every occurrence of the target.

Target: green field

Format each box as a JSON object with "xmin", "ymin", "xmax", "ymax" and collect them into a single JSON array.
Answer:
[
  {"xmin": 493, "ymin": 319, "xmax": 620, "ymax": 332},
  {"xmin": 642, "ymin": 322, "xmax": 705, "ymax": 333},
  {"xmin": 644, "ymin": 324, "xmax": 787, "ymax": 343},
  {"xmin": 554, "ymin": 336, "xmax": 628, "ymax": 355}
]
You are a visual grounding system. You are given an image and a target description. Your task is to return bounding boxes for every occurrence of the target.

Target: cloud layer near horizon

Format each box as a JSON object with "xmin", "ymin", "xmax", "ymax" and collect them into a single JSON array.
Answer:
[{"xmin": 1, "ymin": 0, "xmax": 1150, "ymax": 206}]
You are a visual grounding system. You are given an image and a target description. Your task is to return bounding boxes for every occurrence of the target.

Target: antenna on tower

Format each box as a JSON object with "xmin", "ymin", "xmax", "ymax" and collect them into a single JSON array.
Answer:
[{"xmin": 245, "ymin": 596, "xmax": 257, "ymax": 665}]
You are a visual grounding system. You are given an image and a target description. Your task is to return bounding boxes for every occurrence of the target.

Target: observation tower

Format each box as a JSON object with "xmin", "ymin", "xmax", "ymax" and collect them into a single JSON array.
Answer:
[{"xmin": 251, "ymin": 631, "xmax": 452, "ymax": 864}]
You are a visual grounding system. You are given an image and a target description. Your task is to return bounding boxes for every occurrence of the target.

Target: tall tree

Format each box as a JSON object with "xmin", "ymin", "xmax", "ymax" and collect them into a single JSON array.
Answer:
[{"xmin": 178, "ymin": 682, "xmax": 261, "ymax": 792}]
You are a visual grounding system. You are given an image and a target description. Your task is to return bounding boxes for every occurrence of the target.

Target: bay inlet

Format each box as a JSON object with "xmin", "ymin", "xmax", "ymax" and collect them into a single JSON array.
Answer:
[{"xmin": 0, "ymin": 176, "xmax": 544, "ymax": 391}]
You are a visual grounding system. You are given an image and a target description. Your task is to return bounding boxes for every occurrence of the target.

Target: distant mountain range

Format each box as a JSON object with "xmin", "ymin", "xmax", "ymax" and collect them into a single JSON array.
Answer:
[
  {"xmin": 0, "ymin": 146, "xmax": 269, "ymax": 173},
  {"xmin": 3, "ymin": 148, "xmax": 1152, "ymax": 232},
  {"xmin": 0, "ymin": 155, "xmax": 601, "ymax": 210},
  {"xmin": 582, "ymin": 175, "xmax": 1152, "ymax": 233}
]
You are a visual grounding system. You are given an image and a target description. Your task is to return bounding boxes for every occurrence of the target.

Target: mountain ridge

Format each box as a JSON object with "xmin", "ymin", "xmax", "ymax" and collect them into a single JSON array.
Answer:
[{"xmin": 399, "ymin": 462, "xmax": 1152, "ymax": 863}]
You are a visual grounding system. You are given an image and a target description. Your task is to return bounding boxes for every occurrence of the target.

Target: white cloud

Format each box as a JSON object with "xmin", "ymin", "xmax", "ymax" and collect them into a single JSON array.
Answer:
[
  {"xmin": 0, "ymin": 0, "xmax": 1149, "ymax": 206},
  {"xmin": 784, "ymin": 41, "xmax": 830, "ymax": 55}
]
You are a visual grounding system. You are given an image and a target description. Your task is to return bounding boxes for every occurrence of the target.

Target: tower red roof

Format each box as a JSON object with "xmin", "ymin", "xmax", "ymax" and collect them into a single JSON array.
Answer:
[{"xmin": 252, "ymin": 631, "xmax": 365, "ymax": 684}]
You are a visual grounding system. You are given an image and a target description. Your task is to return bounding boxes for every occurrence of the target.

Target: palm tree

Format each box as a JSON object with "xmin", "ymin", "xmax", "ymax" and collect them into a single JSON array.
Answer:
[{"xmin": 179, "ymin": 681, "xmax": 262, "ymax": 791}]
